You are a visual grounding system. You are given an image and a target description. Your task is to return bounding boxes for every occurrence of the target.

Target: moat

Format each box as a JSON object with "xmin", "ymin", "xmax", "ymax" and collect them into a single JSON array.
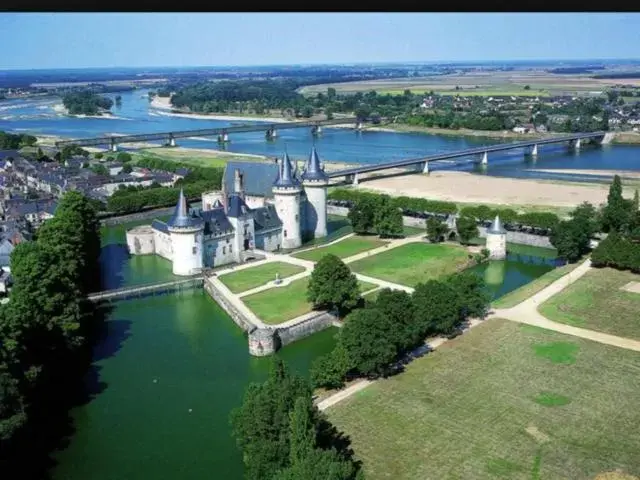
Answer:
[{"xmin": 49, "ymin": 220, "xmax": 559, "ymax": 479}]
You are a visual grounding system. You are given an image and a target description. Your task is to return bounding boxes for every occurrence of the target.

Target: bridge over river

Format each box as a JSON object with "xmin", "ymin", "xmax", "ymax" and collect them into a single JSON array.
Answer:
[
  {"xmin": 89, "ymin": 276, "xmax": 204, "ymax": 302},
  {"xmin": 55, "ymin": 116, "xmax": 364, "ymax": 150},
  {"xmin": 327, "ymin": 131, "xmax": 613, "ymax": 185}
]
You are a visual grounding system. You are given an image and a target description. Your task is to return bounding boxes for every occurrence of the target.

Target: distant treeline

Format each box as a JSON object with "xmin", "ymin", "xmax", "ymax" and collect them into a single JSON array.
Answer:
[
  {"xmin": 0, "ymin": 130, "xmax": 37, "ymax": 149},
  {"xmin": 592, "ymin": 72, "xmax": 640, "ymax": 79},
  {"xmin": 548, "ymin": 66, "xmax": 606, "ymax": 74}
]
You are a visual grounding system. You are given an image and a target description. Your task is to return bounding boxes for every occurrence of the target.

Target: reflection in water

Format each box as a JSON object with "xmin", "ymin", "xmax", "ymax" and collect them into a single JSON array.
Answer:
[{"xmin": 484, "ymin": 260, "xmax": 507, "ymax": 286}]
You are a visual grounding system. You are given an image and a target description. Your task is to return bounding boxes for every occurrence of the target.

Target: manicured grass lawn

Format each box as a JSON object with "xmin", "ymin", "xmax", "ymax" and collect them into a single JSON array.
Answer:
[
  {"xmin": 243, "ymin": 277, "xmax": 378, "ymax": 324},
  {"xmin": 293, "ymin": 236, "xmax": 387, "ymax": 262},
  {"xmin": 492, "ymin": 260, "xmax": 583, "ymax": 308},
  {"xmin": 539, "ymin": 267, "xmax": 640, "ymax": 340},
  {"xmin": 218, "ymin": 262, "xmax": 305, "ymax": 294},
  {"xmin": 328, "ymin": 319, "xmax": 640, "ymax": 480},
  {"xmin": 349, "ymin": 243, "xmax": 470, "ymax": 287}
]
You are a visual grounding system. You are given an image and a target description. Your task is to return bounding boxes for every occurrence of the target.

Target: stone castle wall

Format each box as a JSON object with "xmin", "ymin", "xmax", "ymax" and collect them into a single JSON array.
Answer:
[
  {"xmin": 276, "ymin": 311, "xmax": 338, "ymax": 347},
  {"xmin": 204, "ymin": 280, "xmax": 256, "ymax": 332},
  {"xmin": 326, "ymin": 205, "xmax": 554, "ymax": 249}
]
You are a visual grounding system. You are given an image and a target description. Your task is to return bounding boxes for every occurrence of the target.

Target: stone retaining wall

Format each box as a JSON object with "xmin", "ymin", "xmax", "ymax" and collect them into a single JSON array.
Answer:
[
  {"xmin": 277, "ymin": 311, "xmax": 338, "ymax": 347},
  {"xmin": 203, "ymin": 280, "xmax": 256, "ymax": 332},
  {"xmin": 327, "ymin": 204, "xmax": 553, "ymax": 248}
]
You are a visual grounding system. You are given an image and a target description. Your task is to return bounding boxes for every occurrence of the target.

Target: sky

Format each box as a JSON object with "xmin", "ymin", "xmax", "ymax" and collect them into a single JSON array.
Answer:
[{"xmin": 1, "ymin": 13, "xmax": 640, "ymax": 70}]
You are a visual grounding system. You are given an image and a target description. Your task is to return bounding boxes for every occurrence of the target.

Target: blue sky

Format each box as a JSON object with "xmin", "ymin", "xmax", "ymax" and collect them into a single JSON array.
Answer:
[{"xmin": 1, "ymin": 13, "xmax": 639, "ymax": 70}]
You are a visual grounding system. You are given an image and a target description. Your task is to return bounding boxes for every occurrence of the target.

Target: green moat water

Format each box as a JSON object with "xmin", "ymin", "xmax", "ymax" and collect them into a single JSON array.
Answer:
[{"xmin": 52, "ymin": 224, "xmax": 558, "ymax": 479}]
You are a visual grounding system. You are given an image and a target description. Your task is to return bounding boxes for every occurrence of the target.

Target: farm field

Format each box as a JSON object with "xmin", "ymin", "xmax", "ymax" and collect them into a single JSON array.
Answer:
[
  {"xmin": 539, "ymin": 267, "xmax": 640, "ymax": 340},
  {"xmin": 218, "ymin": 261, "xmax": 306, "ymax": 293},
  {"xmin": 348, "ymin": 242, "xmax": 469, "ymax": 287},
  {"xmin": 328, "ymin": 319, "xmax": 640, "ymax": 480},
  {"xmin": 242, "ymin": 277, "xmax": 378, "ymax": 324}
]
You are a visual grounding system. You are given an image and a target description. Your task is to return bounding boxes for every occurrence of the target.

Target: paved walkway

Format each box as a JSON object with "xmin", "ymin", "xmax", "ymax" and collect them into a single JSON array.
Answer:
[{"xmin": 491, "ymin": 258, "xmax": 640, "ymax": 352}]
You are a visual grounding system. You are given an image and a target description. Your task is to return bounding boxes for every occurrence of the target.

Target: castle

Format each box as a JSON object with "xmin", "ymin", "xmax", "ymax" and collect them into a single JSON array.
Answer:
[{"xmin": 125, "ymin": 147, "xmax": 330, "ymax": 275}]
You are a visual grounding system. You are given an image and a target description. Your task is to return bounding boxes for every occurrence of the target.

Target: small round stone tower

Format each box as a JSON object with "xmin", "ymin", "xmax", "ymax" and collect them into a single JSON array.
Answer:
[
  {"xmin": 485, "ymin": 215, "xmax": 507, "ymax": 260},
  {"xmin": 272, "ymin": 152, "xmax": 302, "ymax": 249},
  {"xmin": 301, "ymin": 146, "xmax": 329, "ymax": 238},
  {"xmin": 248, "ymin": 327, "xmax": 277, "ymax": 356},
  {"xmin": 167, "ymin": 188, "xmax": 204, "ymax": 276}
]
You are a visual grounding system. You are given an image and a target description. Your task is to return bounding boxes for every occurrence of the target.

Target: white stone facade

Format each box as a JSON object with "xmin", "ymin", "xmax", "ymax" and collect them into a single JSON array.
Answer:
[
  {"xmin": 486, "ymin": 231, "xmax": 507, "ymax": 260},
  {"xmin": 273, "ymin": 187, "xmax": 302, "ymax": 249},
  {"xmin": 304, "ymin": 181, "xmax": 328, "ymax": 238},
  {"xmin": 169, "ymin": 227, "xmax": 204, "ymax": 276}
]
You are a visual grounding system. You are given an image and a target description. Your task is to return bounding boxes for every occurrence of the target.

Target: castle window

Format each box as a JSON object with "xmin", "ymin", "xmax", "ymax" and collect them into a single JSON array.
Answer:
[
  {"xmin": 223, "ymin": 246, "xmax": 226, "ymax": 254},
  {"xmin": 192, "ymin": 246, "xmax": 197, "ymax": 255},
  {"xmin": 284, "ymin": 230, "xmax": 287, "ymax": 238},
  {"xmin": 229, "ymin": 245, "xmax": 233, "ymax": 253},
  {"xmin": 295, "ymin": 214, "xmax": 299, "ymax": 221}
]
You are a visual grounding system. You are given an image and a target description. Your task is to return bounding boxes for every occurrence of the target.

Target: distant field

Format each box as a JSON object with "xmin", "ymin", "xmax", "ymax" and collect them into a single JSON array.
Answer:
[
  {"xmin": 132, "ymin": 148, "xmax": 262, "ymax": 168},
  {"xmin": 376, "ymin": 88, "xmax": 550, "ymax": 97},
  {"xmin": 242, "ymin": 277, "xmax": 377, "ymax": 324},
  {"xmin": 328, "ymin": 319, "xmax": 640, "ymax": 480},
  {"xmin": 293, "ymin": 236, "xmax": 387, "ymax": 262},
  {"xmin": 349, "ymin": 243, "xmax": 470, "ymax": 287},
  {"xmin": 539, "ymin": 267, "xmax": 640, "ymax": 340},
  {"xmin": 218, "ymin": 261, "xmax": 305, "ymax": 294}
]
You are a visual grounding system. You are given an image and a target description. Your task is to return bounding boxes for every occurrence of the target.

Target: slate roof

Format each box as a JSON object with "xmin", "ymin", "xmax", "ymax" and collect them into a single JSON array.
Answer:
[
  {"xmin": 166, "ymin": 189, "xmax": 204, "ymax": 229},
  {"xmin": 301, "ymin": 146, "xmax": 328, "ymax": 181},
  {"xmin": 201, "ymin": 208, "xmax": 234, "ymax": 236},
  {"xmin": 151, "ymin": 219, "xmax": 169, "ymax": 234},
  {"xmin": 273, "ymin": 152, "xmax": 301, "ymax": 189},
  {"xmin": 0, "ymin": 150, "xmax": 20, "ymax": 161},
  {"xmin": 253, "ymin": 204, "xmax": 282, "ymax": 232},
  {"xmin": 223, "ymin": 161, "xmax": 280, "ymax": 198},
  {"xmin": 227, "ymin": 193, "xmax": 251, "ymax": 218}
]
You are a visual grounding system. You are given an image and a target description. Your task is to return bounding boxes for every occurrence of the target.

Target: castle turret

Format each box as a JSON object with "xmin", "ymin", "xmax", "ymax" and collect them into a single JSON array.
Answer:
[
  {"xmin": 167, "ymin": 189, "xmax": 204, "ymax": 276},
  {"xmin": 272, "ymin": 152, "xmax": 302, "ymax": 249},
  {"xmin": 301, "ymin": 146, "xmax": 329, "ymax": 238},
  {"xmin": 485, "ymin": 215, "xmax": 507, "ymax": 260}
]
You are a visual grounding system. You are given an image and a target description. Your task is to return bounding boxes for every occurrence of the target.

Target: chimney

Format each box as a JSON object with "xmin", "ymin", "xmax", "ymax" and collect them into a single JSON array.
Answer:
[{"xmin": 221, "ymin": 180, "xmax": 229, "ymax": 214}]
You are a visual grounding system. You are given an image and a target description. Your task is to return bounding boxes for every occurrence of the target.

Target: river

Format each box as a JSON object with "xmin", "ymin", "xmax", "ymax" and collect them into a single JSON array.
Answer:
[{"xmin": 1, "ymin": 90, "xmax": 640, "ymax": 182}]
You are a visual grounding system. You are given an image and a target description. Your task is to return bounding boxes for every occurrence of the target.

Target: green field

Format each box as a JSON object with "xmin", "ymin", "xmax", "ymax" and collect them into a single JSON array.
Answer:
[
  {"xmin": 131, "ymin": 148, "xmax": 261, "ymax": 169},
  {"xmin": 377, "ymin": 88, "xmax": 550, "ymax": 97},
  {"xmin": 349, "ymin": 243, "xmax": 470, "ymax": 287},
  {"xmin": 539, "ymin": 267, "xmax": 640, "ymax": 340},
  {"xmin": 293, "ymin": 236, "xmax": 388, "ymax": 262},
  {"xmin": 218, "ymin": 261, "xmax": 305, "ymax": 294},
  {"xmin": 242, "ymin": 277, "xmax": 378, "ymax": 324},
  {"xmin": 328, "ymin": 319, "xmax": 640, "ymax": 480},
  {"xmin": 492, "ymin": 260, "xmax": 583, "ymax": 309}
]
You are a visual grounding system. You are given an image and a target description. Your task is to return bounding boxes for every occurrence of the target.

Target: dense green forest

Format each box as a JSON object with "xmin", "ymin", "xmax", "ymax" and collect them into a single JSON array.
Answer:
[
  {"xmin": 62, "ymin": 90, "xmax": 114, "ymax": 115},
  {"xmin": 0, "ymin": 131, "xmax": 37, "ymax": 149}
]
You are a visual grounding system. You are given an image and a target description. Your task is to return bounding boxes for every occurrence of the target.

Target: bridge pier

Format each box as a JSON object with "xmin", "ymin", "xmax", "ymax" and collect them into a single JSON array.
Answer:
[
  {"xmin": 480, "ymin": 151, "xmax": 488, "ymax": 165},
  {"xmin": 355, "ymin": 122, "xmax": 363, "ymax": 132},
  {"xmin": 526, "ymin": 144, "xmax": 538, "ymax": 156},
  {"xmin": 110, "ymin": 139, "xmax": 118, "ymax": 152},
  {"xmin": 218, "ymin": 132, "xmax": 229, "ymax": 143},
  {"xmin": 570, "ymin": 138, "xmax": 582, "ymax": 150},
  {"xmin": 311, "ymin": 125, "xmax": 322, "ymax": 136},
  {"xmin": 423, "ymin": 161, "xmax": 430, "ymax": 174},
  {"xmin": 353, "ymin": 172, "xmax": 360, "ymax": 185},
  {"xmin": 266, "ymin": 128, "xmax": 278, "ymax": 140},
  {"xmin": 168, "ymin": 135, "xmax": 176, "ymax": 147}
]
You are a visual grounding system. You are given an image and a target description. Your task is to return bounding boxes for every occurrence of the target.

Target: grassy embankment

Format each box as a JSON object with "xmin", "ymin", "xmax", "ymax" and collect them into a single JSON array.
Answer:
[
  {"xmin": 539, "ymin": 267, "xmax": 640, "ymax": 340},
  {"xmin": 328, "ymin": 318, "xmax": 640, "ymax": 480},
  {"xmin": 293, "ymin": 236, "xmax": 388, "ymax": 262},
  {"xmin": 218, "ymin": 261, "xmax": 306, "ymax": 294},
  {"xmin": 242, "ymin": 277, "xmax": 377, "ymax": 325}
]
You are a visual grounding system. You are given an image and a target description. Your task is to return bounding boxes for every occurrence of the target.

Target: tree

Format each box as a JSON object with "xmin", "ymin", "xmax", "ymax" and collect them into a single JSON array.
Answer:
[
  {"xmin": 94, "ymin": 152, "xmax": 103, "ymax": 160},
  {"xmin": 116, "ymin": 152, "xmax": 132, "ymax": 163},
  {"xmin": 91, "ymin": 164, "xmax": 109, "ymax": 176},
  {"xmin": 426, "ymin": 217, "xmax": 448, "ymax": 243},
  {"xmin": 373, "ymin": 289, "xmax": 419, "ymax": 352},
  {"xmin": 122, "ymin": 163, "xmax": 133, "ymax": 174},
  {"xmin": 340, "ymin": 308, "xmax": 397, "ymax": 377},
  {"xmin": 374, "ymin": 199, "xmax": 403, "ymax": 238},
  {"xmin": 412, "ymin": 280, "xmax": 462, "ymax": 335},
  {"xmin": 307, "ymin": 255, "xmax": 360, "ymax": 314},
  {"xmin": 310, "ymin": 344, "xmax": 350, "ymax": 390},
  {"xmin": 602, "ymin": 175, "xmax": 629, "ymax": 233},
  {"xmin": 549, "ymin": 217, "xmax": 591, "ymax": 263},
  {"xmin": 348, "ymin": 197, "xmax": 377, "ymax": 234},
  {"xmin": 570, "ymin": 202, "xmax": 600, "ymax": 237},
  {"xmin": 456, "ymin": 215, "xmax": 478, "ymax": 245},
  {"xmin": 633, "ymin": 189, "xmax": 639, "ymax": 213},
  {"xmin": 446, "ymin": 271, "xmax": 491, "ymax": 320}
]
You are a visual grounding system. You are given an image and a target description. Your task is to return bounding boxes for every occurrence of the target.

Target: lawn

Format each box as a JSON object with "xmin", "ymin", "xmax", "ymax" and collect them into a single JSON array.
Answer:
[
  {"xmin": 242, "ymin": 277, "xmax": 378, "ymax": 324},
  {"xmin": 218, "ymin": 261, "xmax": 305, "ymax": 294},
  {"xmin": 539, "ymin": 267, "xmax": 640, "ymax": 340},
  {"xmin": 132, "ymin": 149, "xmax": 260, "ymax": 169},
  {"xmin": 349, "ymin": 243, "xmax": 470, "ymax": 287},
  {"xmin": 492, "ymin": 260, "xmax": 583, "ymax": 309},
  {"xmin": 293, "ymin": 236, "xmax": 388, "ymax": 262},
  {"xmin": 328, "ymin": 319, "xmax": 640, "ymax": 480}
]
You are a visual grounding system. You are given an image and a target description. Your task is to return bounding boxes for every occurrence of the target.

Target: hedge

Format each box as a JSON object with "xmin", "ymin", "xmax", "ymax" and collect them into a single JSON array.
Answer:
[
  {"xmin": 591, "ymin": 233, "xmax": 640, "ymax": 273},
  {"xmin": 328, "ymin": 188, "xmax": 457, "ymax": 215}
]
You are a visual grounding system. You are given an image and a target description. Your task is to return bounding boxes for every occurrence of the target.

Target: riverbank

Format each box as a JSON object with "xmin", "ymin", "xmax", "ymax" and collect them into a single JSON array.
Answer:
[
  {"xmin": 52, "ymin": 103, "xmax": 124, "ymax": 120},
  {"xmin": 358, "ymin": 170, "xmax": 636, "ymax": 209},
  {"xmin": 528, "ymin": 168, "xmax": 640, "ymax": 179}
]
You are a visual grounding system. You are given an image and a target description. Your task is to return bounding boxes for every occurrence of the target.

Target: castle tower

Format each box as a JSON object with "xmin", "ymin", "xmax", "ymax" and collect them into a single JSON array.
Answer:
[
  {"xmin": 485, "ymin": 215, "xmax": 507, "ymax": 260},
  {"xmin": 301, "ymin": 146, "xmax": 329, "ymax": 238},
  {"xmin": 166, "ymin": 188, "xmax": 204, "ymax": 276},
  {"xmin": 272, "ymin": 151, "xmax": 302, "ymax": 249}
]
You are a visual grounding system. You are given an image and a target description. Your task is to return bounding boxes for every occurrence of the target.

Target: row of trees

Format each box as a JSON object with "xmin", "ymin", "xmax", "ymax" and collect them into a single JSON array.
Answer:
[
  {"xmin": 0, "ymin": 131, "xmax": 37, "ymax": 149},
  {"xmin": 0, "ymin": 191, "xmax": 103, "ymax": 477},
  {"xmin": 61, "ymin": 90, "xmax": 113, "ymax": 116},
  {"xmin": 347, "ymin": 195, "xmax": 403, "ymax": 238},
  {"xmin": 330, "ymin": 188, "xmax": 561, "ymax": 231},
  {"xmin": 401, "ymin": 111, "xmax": 511, "ymax": 131},
  {"xmin": 308, "ymin": 255, "xmax": 490, "ymax": 389},
  {"xmin": 231, "ymin": 358, "xmax": 363, "ymax": 480}
]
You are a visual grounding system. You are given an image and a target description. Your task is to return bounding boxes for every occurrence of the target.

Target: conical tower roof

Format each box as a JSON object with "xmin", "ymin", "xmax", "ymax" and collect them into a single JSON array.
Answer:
[
  {"xmin": 488, "ymin": 215, "xmax": 506, "ymax": 234},
  {"xmin": 167, "ymin": 188, "xmax": 203, "ymax": 229},
  {"xmin": 273, "ymin": 152, "xmax": 301, "ymax": 188},
  {"xmin": 301, "ymin": 146, "xmax": 328, "ymax": 181}
]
